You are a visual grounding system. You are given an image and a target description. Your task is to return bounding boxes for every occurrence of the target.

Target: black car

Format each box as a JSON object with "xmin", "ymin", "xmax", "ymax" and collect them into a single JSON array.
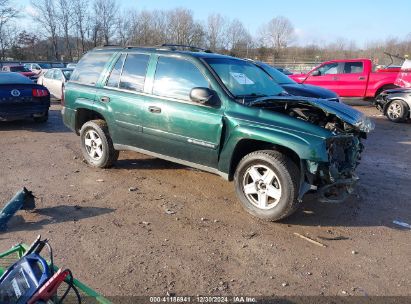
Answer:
[
  {"xmin": 274, "ymin": 66, "xmax": 293, "ymax": 75},
  {"xmin": 253, "ymin": 61, "xmax": 341, "ymax": 102},
  {"xmin": 374, "ymin": 88, "xmax": 411, "ymax": 122},
  {"xmin": 0, "ymin": 72, "xmax": 50, "ymax": 122}
]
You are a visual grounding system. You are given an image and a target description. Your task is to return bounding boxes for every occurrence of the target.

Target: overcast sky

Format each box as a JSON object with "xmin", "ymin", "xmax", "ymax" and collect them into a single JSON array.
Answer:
[{"xmin": 20, "ymin": 0, "xmax": 411, "ymax": 47}]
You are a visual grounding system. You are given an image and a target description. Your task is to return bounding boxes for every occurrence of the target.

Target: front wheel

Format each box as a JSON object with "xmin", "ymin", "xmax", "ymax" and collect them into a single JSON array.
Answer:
[
  {"xmin": 80, "ymin": 119, "xmax": 119, "ymax": 168},
  {"xmin": 386, "ymin": 100, "xmax": 407, "ymax": 123},
  {"xmin": 234, "ymin": 150, "xmax": 300, "ymax": 221}
]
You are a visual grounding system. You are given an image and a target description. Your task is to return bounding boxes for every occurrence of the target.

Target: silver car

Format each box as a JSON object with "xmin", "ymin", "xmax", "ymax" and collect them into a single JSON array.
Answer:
[{"xmin": 37, "ymin": 68, "xmax": 73, "ymax": 100}]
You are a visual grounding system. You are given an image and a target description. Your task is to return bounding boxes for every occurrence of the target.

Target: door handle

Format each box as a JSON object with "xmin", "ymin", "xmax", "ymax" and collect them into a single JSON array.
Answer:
[
  {"xmin": 100, "ymin": 96, "xmax": 110, "ymax": 103},
  {"xmin": 148, "ymin": 106, "xmax": 161, "ymax": 113},
  {"xmin": 333, "ymin": 76, "xmax": 339, "ymax": 81},
  {"xmin": 359, "ymin": 76, "xmax": 366, "ymax": 80}
]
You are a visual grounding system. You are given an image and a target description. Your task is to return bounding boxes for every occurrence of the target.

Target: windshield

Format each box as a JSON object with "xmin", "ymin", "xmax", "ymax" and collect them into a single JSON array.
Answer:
[
  {"xmin": 10, "ymin": 66, "xmax": 30, "ymax": 72},
  {"xmin": 257, "ymin": 62, "xmax": 296, "ymax": 85},
  {"xmin": 62, "ymin": 70, "xmax": 73, "ymax": 80},
  {"xmin": 204, "ymin": 58, "xmax": 284, "ymax": 98}
]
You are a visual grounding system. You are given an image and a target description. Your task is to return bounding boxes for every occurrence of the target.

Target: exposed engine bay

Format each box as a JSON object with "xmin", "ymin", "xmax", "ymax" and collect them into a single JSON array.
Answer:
[
  {"xmin": 248, "ymin": 96, "xmax": 374, "ymax": 203},
  {"xmin": 249, "ymin": 98, "xmax": 367, "ymax": 136}
]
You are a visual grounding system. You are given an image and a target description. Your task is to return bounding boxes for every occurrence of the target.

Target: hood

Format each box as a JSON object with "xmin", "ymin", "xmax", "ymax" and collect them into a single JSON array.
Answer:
[
  {"xmin": 281, "ymin": 83, "xmax": 338, "ymax": 99},
  {"xmin": 249, "ymin": 95, "xmax": 374, "ymax": 133},
  {"xmin": 383, "ymin": 88, "xmax": 411, "ymax": 95}
]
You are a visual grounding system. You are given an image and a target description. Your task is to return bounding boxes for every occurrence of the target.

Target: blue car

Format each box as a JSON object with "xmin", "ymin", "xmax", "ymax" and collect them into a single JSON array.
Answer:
[{"xmin": 0, "ymin": 72, "xmax": 50, "ymax": 122}]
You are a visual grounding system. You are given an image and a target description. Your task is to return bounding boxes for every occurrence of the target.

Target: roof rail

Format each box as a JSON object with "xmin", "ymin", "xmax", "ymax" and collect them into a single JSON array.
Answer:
[{"xmin": 160, "ymin": 44, "xmax": 212, "ymax": 53}]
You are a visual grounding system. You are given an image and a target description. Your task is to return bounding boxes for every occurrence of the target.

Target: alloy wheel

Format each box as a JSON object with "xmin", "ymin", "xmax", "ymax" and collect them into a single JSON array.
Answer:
[
  {"xmin": 84, "ymin": 130, "xmax": 103, "ymax": 160},
  {"xmin": 242, "ymin": 164, "xmax": 282, "ymax": 210}
]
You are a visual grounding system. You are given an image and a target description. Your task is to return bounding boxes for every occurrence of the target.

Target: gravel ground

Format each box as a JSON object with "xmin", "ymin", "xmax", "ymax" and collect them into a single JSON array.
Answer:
[{"xmin": 0, "ymin": 103, "xmax": 410, "ymax": 298}]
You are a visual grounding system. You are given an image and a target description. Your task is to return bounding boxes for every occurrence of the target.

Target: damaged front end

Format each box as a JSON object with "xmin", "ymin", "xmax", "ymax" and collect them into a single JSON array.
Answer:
[
  {"xmin": 315, "ymin": 135, "xmax": 363, "ymax": 203},
  {"xmin": 249, "ymin": 96, "xmax": 374, "ymax": 203}
]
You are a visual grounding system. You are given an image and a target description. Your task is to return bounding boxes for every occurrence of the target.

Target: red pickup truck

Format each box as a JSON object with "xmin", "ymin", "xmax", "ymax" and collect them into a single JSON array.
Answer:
[{"xmin": 290, "ymin": 59, "xmax": 402, "ymax": 99}]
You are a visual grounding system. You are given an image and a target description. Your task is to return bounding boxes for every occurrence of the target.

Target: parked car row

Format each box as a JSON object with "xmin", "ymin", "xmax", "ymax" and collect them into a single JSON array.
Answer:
[{"xmin": 1, "ymin": 65, "xmax": 38, "ymax": 82}]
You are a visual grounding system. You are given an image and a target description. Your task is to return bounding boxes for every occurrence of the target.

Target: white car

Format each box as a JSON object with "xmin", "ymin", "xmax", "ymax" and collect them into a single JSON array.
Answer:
[{"xmin": 37, "ymin": 68, "xmax": 73, "ymax": 100}]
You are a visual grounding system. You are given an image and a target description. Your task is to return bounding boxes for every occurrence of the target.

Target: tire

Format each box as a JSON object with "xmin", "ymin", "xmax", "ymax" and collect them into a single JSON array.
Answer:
[
  {"xmin": 234, "ymin": 150, "xmax": 300, "ymax": 221},
  {"xmin": 386, "ymin": 100, "xmax": 407, "ymax": 123},
  {"xmin": 33, "ymin": 111, "xmax": 48, "ymax": 123},
  {"xmin": 79, "ymin": 119, "xmax": 119, "ymax": 168}
]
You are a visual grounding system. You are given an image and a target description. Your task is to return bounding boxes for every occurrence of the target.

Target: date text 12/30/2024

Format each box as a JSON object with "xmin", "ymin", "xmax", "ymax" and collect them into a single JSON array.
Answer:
[{"xmin": 150, "ymin": 296, "xmax": 257, "ymax": 303}]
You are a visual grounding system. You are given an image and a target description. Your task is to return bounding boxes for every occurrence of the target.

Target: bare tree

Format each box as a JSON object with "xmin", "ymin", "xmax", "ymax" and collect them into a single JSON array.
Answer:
[
  {"xmin": 57, "ymin": 0, "xmax": 73, "ymax": 60},
  {"xmin": 226, "ymin": 19, "xmax": 251, "ymax": 56},
  {"xmin": 31, "ymin": 0, "xmax": 60, "ymax": 60},
  {"xmin": 92, "ymin": 0, "xmax": 118, "ymax": 45},
  {"xmin": 259, "ymin": 16, "xmax": 295, "ymax": 58},
  {"xmin": 0, "ymin": 0, "xmax": 19, "ymax": 59},
  {"xmin": 166, "ymin": 8, "xmax": 204, "ymax": 46},
  {"xmin": 116, "ymin": 10, "xmax": 132, "ymax": 46},
  {"xmin": 72, "ymin": 0, "xmax": 88, "ymax": 55},
  {"xmin": 205, "ymin": 13, "xmax": 227, "ymax": 51}
]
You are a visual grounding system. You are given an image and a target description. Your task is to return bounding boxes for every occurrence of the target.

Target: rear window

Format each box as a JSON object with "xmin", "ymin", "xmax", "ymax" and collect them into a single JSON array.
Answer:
[
  {"xmin": 70, "ymin": 52, "xmax": 113, "ymax": 85},
  {"xmin": 10, "ymin": 66, "xmax": 30, "ymax": 72},
  {"xmin": 343, "ymin": 62, "xmax": 364, "ymax": 74}
]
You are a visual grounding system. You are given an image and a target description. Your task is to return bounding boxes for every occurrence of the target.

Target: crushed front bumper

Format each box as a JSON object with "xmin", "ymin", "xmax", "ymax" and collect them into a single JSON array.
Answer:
[{"xmin": 301, "ymin": 135, "xmax": 363, "ymax": 203}]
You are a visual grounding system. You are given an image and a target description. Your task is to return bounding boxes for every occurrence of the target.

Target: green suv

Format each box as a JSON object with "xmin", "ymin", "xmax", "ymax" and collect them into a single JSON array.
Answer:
[{"xmin": 62, "ymin": 45, "xmax": 374, "ymax": 221}]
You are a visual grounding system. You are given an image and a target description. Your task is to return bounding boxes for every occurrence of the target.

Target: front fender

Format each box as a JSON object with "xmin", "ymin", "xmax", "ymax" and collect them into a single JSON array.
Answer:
[{"xmin": 218, "ymin": 120, "xmax": 329, "ymax": 174}]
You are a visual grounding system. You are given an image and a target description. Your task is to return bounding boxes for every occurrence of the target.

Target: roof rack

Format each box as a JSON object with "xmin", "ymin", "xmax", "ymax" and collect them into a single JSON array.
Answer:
[{"xmin": 159, "ymin": 44, "xmax": 212, "ymax": 53}]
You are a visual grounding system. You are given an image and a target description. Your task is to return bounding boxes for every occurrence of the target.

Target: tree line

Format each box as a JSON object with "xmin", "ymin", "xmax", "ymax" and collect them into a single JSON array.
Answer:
[{"xmin": 1, "ymin": 0, "xmax": 410, "ymax": 67}]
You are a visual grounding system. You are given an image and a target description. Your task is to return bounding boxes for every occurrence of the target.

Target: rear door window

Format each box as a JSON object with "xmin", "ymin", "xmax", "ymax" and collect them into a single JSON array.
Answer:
[
  {"xmin": 343, "ymin": 62, "xmax": 364, "ymax": 74},
  {"xmin": 106, "ymin": 54, "xmax": 126, "ymax": 88},
  {"xmin": 119, "ymin": 53, "xmax": 150, "ymax": 92},
  {"xmin": 153, "ymin": 56, "xmax": 209, "ymax": 101},
  {"xmin": 70, "ymin": 52, "xmax": 113, "ymax": 85}
]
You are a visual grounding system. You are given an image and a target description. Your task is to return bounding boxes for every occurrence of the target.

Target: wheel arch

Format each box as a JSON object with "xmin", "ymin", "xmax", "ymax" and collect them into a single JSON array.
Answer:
[
  {"xmin": 227, "ymin": 139, "xmax": 301, "ymax": 181},
  {"xmin": 374, "ymin": 83, "xmax": 399, "ymax": 98},
  {"xmin": 75, "ymin": 108, "xmax": 107, "ymax": 134}
]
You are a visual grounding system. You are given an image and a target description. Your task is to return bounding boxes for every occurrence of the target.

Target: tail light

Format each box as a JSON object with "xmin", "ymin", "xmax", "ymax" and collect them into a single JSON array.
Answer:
[{"xmin": 32, "ymin": 88, "xmax": 49, "ymax": 97}]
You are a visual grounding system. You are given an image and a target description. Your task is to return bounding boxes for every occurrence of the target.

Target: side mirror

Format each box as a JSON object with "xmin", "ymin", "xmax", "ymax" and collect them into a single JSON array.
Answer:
[
  {"xmin": 311, "ymin": 70, "xmax": 321, "ymax": 76},
  {"xmin": 190, "ymin": 87, "xmax": 219, "ymax": 106}
]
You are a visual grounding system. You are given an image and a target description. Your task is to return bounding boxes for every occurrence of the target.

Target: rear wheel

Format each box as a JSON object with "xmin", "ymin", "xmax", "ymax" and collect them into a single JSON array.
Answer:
[
  {"xmin": 33, "ymin": 111, "xmax": 48, "ymax": 123},
  {"xmin": 386, "ymin": 100, "xmax": 407, "ymax": 123},
  {"xmin": 234, "ymin": 150, "xmax": 300, "ymax": 221},
  {"xmin": 80, "ymin": 119, "xmax": 119, "ymax": 168}
]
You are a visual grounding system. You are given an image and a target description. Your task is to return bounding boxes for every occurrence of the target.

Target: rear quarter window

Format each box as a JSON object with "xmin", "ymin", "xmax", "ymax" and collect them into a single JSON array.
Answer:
[{"xmin": 70, "ymin": 52, "xmax": 113, "ymax": 85}]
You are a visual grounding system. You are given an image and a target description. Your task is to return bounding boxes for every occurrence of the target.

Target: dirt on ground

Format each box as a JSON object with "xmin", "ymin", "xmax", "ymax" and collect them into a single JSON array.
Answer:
[{"xmin": 0, "ymin": 102, "xmax": 410, "ymax": 298}]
